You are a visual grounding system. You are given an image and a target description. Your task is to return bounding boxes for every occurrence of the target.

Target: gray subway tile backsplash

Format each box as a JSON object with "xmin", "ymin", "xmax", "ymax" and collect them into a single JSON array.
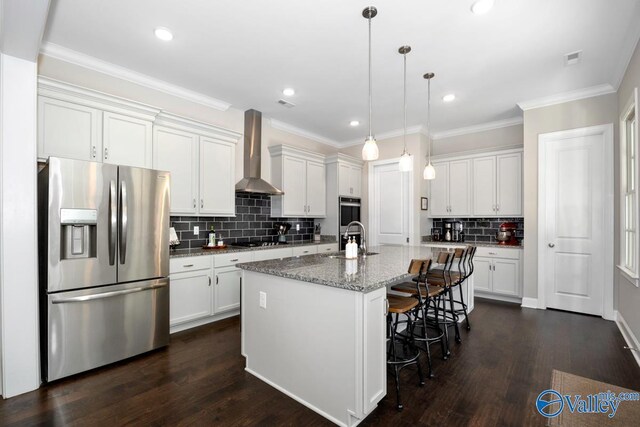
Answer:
[
  {"xmin": 170, "ymin": 193, "xmax": 315, "ymax": 249},
  {"xmin": 430, "ymin": 217, "xmax": 524, "ymax": 244}
]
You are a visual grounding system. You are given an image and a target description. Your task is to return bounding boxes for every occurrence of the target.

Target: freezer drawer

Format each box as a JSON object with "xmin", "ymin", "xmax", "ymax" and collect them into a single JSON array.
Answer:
[{"xmin": 43, "ymin": 278, "xmax": 170, "ymax": 382}]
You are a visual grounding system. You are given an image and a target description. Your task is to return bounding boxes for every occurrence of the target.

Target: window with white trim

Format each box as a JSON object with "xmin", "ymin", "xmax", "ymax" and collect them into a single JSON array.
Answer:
[{"xmin": 620, "ymin": 88, "xmax": 639, "ymax": 284}]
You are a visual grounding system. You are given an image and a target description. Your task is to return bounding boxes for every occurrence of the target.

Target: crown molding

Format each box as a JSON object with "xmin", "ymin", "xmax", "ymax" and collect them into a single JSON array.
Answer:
[
  {"xmin": 431, "ymin": 117, "xmax": 523, "ymax": 140},
  {"xmin": 39, "ymin": 42, "xmax": 232, "ymax": 111},
  {"xmin": 612, "ymin": 5, "xmax": 640, "ymax": 90},
  {"xmin": 268, "ymin": 119, "xmax": 342, "ymax": 148},
  {"xmin": 340, "ymin": 125, "xmax": 427, "ymax": 147},
  {"xmin": 517, "ymin": 84, "xmax": 616, "ymax": 111},
  {"xmin": 268, "ymin": 144, "xmax": 326, "ymax": 163},
  {"xmin": 154, "ymin": 112, "xmax": 241, "ymax": 143}
]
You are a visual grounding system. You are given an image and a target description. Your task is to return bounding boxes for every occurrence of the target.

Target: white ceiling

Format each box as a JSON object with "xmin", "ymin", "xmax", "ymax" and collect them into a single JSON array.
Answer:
[{"xmin": 42, "ymin": 0, "xmax": 640, "ymax": 145}]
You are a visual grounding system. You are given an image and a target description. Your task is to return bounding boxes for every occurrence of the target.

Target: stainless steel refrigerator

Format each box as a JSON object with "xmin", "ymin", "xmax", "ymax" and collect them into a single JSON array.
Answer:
[{"xmin": 38, "ymin": 157, "xmax": 171, "ymax": 382}]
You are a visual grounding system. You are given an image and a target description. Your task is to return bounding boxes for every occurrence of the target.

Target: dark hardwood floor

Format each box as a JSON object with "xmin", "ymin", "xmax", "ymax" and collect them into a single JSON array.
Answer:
[{"xmin": 1, "ymin": 298, "xmax": 639, "ymax": 426}]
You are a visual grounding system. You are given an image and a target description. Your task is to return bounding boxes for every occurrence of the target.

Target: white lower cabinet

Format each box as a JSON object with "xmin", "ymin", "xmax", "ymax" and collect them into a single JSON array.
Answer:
[
  {"xmin": 170, "ymin": 270, "xmax": 213, "ymax": 325},
  {"xmin": 214, "ymin": 267, "xmax": 242, "ymax": 313},
  {"xmin": 473, "ymin": 247, "xmax": 522, "ymax": 300}
]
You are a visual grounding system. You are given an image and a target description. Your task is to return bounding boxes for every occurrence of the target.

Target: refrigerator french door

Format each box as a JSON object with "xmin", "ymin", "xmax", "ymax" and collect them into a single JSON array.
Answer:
[{"xmin": 38, "ymin": 157, "xmax": 171, "ymax": 381}]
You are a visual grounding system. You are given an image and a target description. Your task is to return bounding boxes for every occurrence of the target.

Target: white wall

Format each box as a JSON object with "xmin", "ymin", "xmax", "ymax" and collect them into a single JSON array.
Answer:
[
  {"xmin": 617, "ymin": 39, "xmax": 640, "ymax": 341},
  {"xmin": 522, "ymin": 93, "xmax": 619, "ymax": 301},
  {"xmin": 0, "ymin": 53, "xmax": 41, "ymax": 397},
  {"xmin": 432, "ymin": 124, "xmax": 523, "ymax": 156}
]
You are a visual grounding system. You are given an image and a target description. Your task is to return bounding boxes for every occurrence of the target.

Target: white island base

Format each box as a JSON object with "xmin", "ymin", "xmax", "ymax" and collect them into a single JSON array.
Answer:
[{"xmin": 241, "ymin": 270, "xmax": 387, "ymax": 427}]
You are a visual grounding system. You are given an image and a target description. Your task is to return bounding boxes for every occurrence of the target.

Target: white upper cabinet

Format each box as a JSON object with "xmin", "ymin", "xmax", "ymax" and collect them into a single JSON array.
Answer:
[
  {"xmin": 338, "ymin": 163, "xmax": 362, "ymax": 197},
  {"xmin": 472, "ymin": 152, "xmax": 522, "ymax": 217},
  {"xmin": 199, "ymin": 136, "xmax": 235, "ymax": 216},
  {"xmin": 430, "ymin": 148, "xmax": 522, "ymax": 218},
  {"xmin": 102, "ymin": 112, "xmax": 153, "ymax": 168},
  {"xmin": 38, "ymin": 96, "xmax": 101, "ymax": 162},
  {"xmin": 269, "ymin": 145, "xmax": 327, "ymax": 218},
  {"xmin": 153, "ymin": 113, "xmax": 240, "ymax": 217},
  {"xmin": 37, "ymin": 78, "xmax": 159, "ymax": 165},
  {"xmin": 153, "ymin": 126, "xmax": 199, "ymax": 215},
  {"xmin": 429, "ymin": 160, "xmax": 471, "ymax": 216}
]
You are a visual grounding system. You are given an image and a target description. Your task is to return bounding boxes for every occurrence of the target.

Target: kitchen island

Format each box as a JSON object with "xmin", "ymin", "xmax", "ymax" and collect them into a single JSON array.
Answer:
[{"xmin": 238, "ymin": 245, "xmax": 462, "ymax": 427}]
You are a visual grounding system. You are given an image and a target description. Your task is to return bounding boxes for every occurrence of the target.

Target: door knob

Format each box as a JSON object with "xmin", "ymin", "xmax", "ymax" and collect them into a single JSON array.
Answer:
[{"xmin": 548, "ymin": 243, "xmax": 555, "ymax": 248}]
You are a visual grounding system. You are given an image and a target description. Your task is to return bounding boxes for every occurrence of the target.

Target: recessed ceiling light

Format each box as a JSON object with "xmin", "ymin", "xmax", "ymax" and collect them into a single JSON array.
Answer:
[
  {"xmin": 349, "ymin": 120, "xmax": 360, "ymax": 127},
  {"xmin": 442, "ymin": 94, "xmax": 456, "ymax": 102},
  {"xmin": 470, "ymin": 0, "xmax": 495, "ymax": 15},
  {"xmin": 154, "ymin": 27, "xmax": 173, "ymax": 41},
  {"xmin": 282, "ymin": 88, "xmax": 295, "ymax": 97}
]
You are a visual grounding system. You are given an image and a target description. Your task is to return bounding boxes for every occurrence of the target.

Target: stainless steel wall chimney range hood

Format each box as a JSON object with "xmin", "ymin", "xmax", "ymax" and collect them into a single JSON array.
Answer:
[{"xmin": 235, "ymin": 109, "xmax": 284, "ymax": 195}]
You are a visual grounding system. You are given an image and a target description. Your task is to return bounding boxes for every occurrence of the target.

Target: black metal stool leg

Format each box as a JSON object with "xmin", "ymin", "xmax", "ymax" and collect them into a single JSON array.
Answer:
[
  {"xmin": 458, "ymin": 283, "xmax": 471, "ymax": 330},
  {"xmin": 448, "ymin": 289, "xmax": 461, "ymax": 343}
]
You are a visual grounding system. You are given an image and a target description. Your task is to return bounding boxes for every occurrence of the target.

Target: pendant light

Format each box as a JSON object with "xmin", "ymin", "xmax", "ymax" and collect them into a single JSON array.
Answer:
[
  {"xmin": 361, "ymin": 6, "xmax": 379, "ymax": 161},
  {"xmin": 398, "ymin": 46, "xmax": 413, "ymax": 172},
  {"xmin": 423, "ymin": 72, "xmax": 436, "ymax": 180}
]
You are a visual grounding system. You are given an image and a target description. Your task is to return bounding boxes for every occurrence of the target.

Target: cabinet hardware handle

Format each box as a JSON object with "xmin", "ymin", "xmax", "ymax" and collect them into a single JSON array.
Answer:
[
  {"xmin": 216, "ymin": 276, "xmax": 219, "ymax": 285},
  {"xmin": 385, "ymin": 298, "xmax": 389, "ymax": 315},
  {"xmin": 496, "ymin": 204, "xmax": 500, "ymax": 211},
  {"xmin": 208, "ymin": 276, "xmax": 211, "ymax": 286},
  {"xmin": 92, "ymin": 146, "xmax": 97, "ymax": 158},
  {"xmin": 201, "ymin": 199, "xmax": 204, "ymax": 209},
  {"xmin": 104, "ymin": 147, "xmax": 109, "ymax": 160},
  {"xmin": 488, "ymin": 252, "xmax": 497, "ymax": 255},
  {"xmin": 230, "ymin": 258, "xmax": 239, "ymax": 262},
  {"xmin": 183, "ymin": 264, "xmax": 194, "ymax": 267},
  {"xmin": 193, "ymin": 199, "xmax": 196, "ymax": 209}
]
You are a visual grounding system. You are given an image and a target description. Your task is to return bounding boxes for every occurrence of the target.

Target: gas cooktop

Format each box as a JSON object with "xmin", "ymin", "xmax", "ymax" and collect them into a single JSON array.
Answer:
[{"xmin": 232, "ymin": 241, "xmax": 288, "ymax": 248}]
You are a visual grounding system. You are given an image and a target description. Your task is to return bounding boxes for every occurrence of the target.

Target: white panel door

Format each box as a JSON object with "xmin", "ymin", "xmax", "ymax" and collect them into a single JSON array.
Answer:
[
  {"xmin": 350, "ymin": 166, "xmax": 362, "ymax": 197},
  {"xmin": 429, "ymin": 162, "xmax": 449, "ymax": 216},
  {"xmin": 170, "ymin": 271, "xmax": 213, "ymax": 326},
  {"xmin": 448, "ymin": 159, "xmax": 472, "ymax": 216},
  {"xmin": 153, "ymin": 126, "xmax": 199, "ymax": 215},
  {"xmin": 373, "ymin": 162, "xmax": 409, "ymax": 245},
  {"xmin": 306, "ymin": 161, "xmax": 326, "ymax": 217},
  {"xmin": 541, "ymin": 130, "xmax": 606, "ymax": 315},
  {"xmin": 472, "ymin": 258, "xmax": 492, "ymax": 292},
  {"xmin": 199, "ymin": 137, "xmax": 235, "ymax": 216},
  {"xmin": 102, "ymin": 112, "xmax": 152, "ymax": 168},
  {"xmin": 282, "ymin": 156, "xmax": 307, "ymax": 216},
  {"xmin": 338, "ymin": 163, "xmax": 351, "ymax": 196},
  {"xmin": 38, "ymin": 96, "xmax": 101, "ymax": 162},
  {"xmin": 214, "ymin": 268, "xmax": 241, "ymax": 313},
  {"xmin": 496, "ymin": 153, "xmax": 522, "ymax": 216},
  {"xmin": 473, "ymin": 156, "xmax": 496, "ymax": 216},
  {"xmin": 492, "ymin": 259, "xmax": 520, "ymax": 296}
]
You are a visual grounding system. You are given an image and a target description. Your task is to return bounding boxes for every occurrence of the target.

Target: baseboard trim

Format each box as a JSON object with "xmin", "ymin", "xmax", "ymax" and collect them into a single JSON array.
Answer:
[
  {"xmin": 521, "ymin": 297, "xmax": 541, "ymax": 309},
  {"xmin": 474, "ymin": 292, "xmax": 522, "ymax": 305},
  {"xmin": 615, "ymin": 310, "xmax": 640, "ymax": 369},
  {"xmin": 244, "ymin": 367, "xmax": 362, "ymax": 427},
  {"xmin": 169, "ymin": 310, "xmax": 239, "ymax": 334}
]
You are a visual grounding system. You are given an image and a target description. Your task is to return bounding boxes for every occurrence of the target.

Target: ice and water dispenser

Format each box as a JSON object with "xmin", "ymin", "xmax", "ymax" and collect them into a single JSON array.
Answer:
[{"xmin": 60, "ymin": 208, "xmax": 98, "ymax": 259}]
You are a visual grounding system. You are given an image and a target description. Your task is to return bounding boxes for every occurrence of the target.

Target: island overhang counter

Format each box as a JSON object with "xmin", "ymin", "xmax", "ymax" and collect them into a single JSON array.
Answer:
[{"xmin": 237, "ymin": 245, "xmax": 468, "ymax": 427}]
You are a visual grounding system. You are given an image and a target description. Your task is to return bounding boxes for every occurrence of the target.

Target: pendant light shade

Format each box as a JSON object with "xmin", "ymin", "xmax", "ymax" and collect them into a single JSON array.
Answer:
[
  {"xmin": 423, "ymin": 72, "xmax": 436, "ymax": 180},
  {"xmin": 398, "ymin": 45, "xmax": 413, "ymax": 172},
  {"xmin": 361, "ymin": 6, "xmax": 379, "ymax": 161}
]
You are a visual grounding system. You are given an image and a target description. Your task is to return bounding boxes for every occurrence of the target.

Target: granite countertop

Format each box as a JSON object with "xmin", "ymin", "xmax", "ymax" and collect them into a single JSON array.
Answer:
[
  {"xmin": 237, "ymin": 245, "xmax": 442, "ymax": 293},
  {"xmin": 169, "ymin": 240, "xmax": 337, "ymax": 258},
  {"xmin": 421, "ymin": 241, "xmax": 523, "ymax": 250}
]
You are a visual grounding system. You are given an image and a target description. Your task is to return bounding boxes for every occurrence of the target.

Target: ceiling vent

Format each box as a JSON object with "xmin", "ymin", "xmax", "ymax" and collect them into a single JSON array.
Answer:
[
  {"xmin": 277, "ymin": 99, "xmax": 296, "ymax": 108},
  {"xmin": 564, "ymin": 50, "xmax": 582, "ymax": 66}
]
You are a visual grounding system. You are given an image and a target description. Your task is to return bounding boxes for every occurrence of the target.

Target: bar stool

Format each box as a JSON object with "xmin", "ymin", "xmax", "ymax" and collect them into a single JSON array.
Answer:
[
  {"xmin": 424, "ymin": 251, "xmax": 459, "ymax": 350},
  {"xmin": 386, "ymin": 265, "xmax": 425, "ymax": 410}
]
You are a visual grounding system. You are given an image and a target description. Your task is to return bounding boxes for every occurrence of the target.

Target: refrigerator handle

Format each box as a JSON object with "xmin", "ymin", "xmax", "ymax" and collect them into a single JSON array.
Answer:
[
  {"xmin": 119, "ymin": 180, "xmax": 128, "ymax": 264},
  {"xmin": 109, "ymin": 180, "xmax": 117, "ymax": 265}
]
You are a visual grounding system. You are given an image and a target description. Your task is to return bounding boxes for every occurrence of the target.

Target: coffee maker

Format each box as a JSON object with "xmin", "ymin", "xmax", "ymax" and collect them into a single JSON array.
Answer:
[{"xmin": 443, "ymin": 220, "xmax": 464, "ymax": 242}]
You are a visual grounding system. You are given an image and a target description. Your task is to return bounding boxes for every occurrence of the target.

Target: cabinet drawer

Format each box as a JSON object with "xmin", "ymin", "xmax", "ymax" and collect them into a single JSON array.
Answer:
[
  {"xmin": 475, "ymin": 247, "xmax": 521, "ymax": 260},
  {"xmin": 170, "ymin": 256, "xmax": 212, "ymax": 274},
  {"xmin": 253, "ymin": 247, "xmax": 293, "ymax": 261},
  {"xmin": 292, "ymin": 246, "xmax": 318, "ymax": 257},
  {"xmin": 317, "ymin": 243, "xmax": 338, "ymax": 253},
  {"xmin": 214, "ymin": 251, "xmax": 254, "ymax": 268}
]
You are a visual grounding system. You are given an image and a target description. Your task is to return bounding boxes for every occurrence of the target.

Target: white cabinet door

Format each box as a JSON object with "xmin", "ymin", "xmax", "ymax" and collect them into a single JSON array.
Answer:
[
  {"xmin": 38, "ymin": 96, "xmax": 101, "ymax": 162},
  {"xmin": 496, "ymin": 153, "xmax": 522, "ymax": 216},
  {"xmin": 492, "ymin": 259, "xmax": 520, "ymax": 297},
  {"xmin": 282, "ymin": 156, "xmax": 307, "ymax": 216},
  {"xmin": 429, "ymin": 162, "xmax": 449, "ymax": 216},
  {"xmin": 153, "ymin": 126, "xmax": 199, "ymax": 215},
  {"xmin": 170, "ymin": 271, "xmax": 213, "ymax": 326},
  {"xmin": 306, "ymin": 161, "xmax": 326, "ymax": 217},
  {"xmin": 472, "ymin": 257, "xmax": 492, "ymax": 293},
  {"xmin": 448, "ymin": 159, "xmax": 472, "ymax": 216},
  {"xmin": 473, "ymin": 156, "xmax": 496, "ymax": 216},
  {"xmin": 199, "ymin": 137, "xmax": 235, "ymax": 216},
  {"xmin": 338, "ymin": 163, "xmax": 351, "ymax": 196},
  {"xmin": 350, "ymin": 166, "xmax": 362, "ymax": 197},
  {"xmin": 102, "ymin": 112, "xmax": 152, "ymax": 168},
  {"xmin": 363, "ymin": 287, "xmax": 386, "ymax": 414},
  {"xmin": 214, "ymin": 267, "xmax": 241, "ymax": 313}
]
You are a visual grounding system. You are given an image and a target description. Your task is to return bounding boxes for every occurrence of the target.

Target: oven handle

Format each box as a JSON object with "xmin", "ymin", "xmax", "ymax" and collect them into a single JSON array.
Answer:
[{"xmin": 340, "ymin": 202, "xmax": 361, "ymax": 207}]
